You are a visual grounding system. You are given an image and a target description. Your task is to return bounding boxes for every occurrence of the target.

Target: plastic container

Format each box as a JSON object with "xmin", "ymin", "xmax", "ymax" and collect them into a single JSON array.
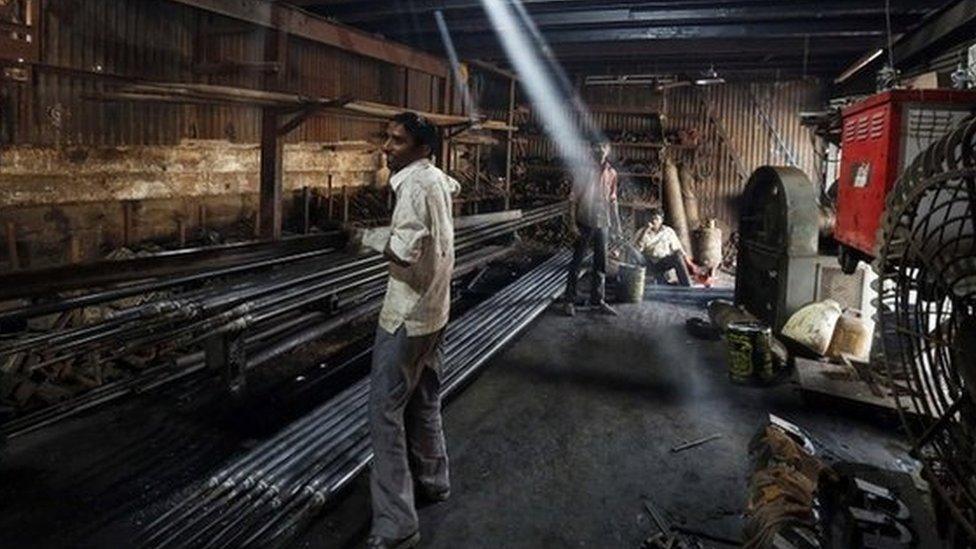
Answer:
[
  {"xmin": 827, "ymin": 309, "xmax": 874, "ymax": 362},
  {"xmin": 781, "ymin": 299, "xmax": 843, "ymax": 356}
]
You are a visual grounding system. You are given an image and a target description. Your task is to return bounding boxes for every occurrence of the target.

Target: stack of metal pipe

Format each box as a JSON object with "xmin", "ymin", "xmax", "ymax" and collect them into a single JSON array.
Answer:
[
  {"xmin": 140, "ymin": 251, "xmax": 572, "ymax": 548},
  {"xmin": 1, "ymin": 203, "xmax": 566, "ymax": 438}
]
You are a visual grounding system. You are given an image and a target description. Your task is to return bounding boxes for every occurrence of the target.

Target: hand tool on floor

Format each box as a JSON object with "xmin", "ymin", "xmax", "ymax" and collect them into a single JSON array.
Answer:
[
  {"xmin": 642, "ymin": 500, "xmax": 683, "ymax": 549},
  {"xmin": 671, "ymin": 433, "xmax": 722, "ymax": 453},
  {"xmin": 672, "ymin": 525, "xmax": 740, "ymax": 547}
]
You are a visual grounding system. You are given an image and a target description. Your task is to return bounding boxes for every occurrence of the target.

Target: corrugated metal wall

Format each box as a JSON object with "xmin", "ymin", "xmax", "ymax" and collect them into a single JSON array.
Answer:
[
  {"xmin": 573, "ymin": 81, "xmax": 825, "ymax": 230},
  {"xmin": 2, "ymin": 0, "xmax": 446, "ymax": 147},
  {"xmin": 665, "ymin": 81, "xmax": 825, "ymax": 230}
]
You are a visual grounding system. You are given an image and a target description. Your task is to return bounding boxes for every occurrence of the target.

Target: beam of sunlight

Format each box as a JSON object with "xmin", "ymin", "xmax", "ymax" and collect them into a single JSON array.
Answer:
[
  {"xmin": 434, "ymin": 10, "xmax": 478, "ymax": 120},
  {"xmin": 479, "ymin": 0, "xmax": 599, "ymax": 198},
  {"xmin": 509, "ymin": 0, "xmax": 604, "ymax": 143}
]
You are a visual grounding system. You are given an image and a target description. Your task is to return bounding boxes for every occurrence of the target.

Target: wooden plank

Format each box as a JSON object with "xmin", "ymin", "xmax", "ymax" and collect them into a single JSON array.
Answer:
[
  {"xmin": 587, "ymin": 105, "xmax": 663, "ymax": 115},
  {"xmin": 794, "ymin": 357, "xmax": 931, "ymax": 418},
  {"xmin": 93, "ymin": 80, "xmax": 516, "ymax": 130},
  {"xmin": 166, "ymin": 0, "xmax": 449, "ymax": 78},
  {"xmin": 467, "ymin": 58, "xmax": 518, "ymax": 81},
  {"xmin": 345, "ymin": 100, "xmax": 516, "ymax": 130}
]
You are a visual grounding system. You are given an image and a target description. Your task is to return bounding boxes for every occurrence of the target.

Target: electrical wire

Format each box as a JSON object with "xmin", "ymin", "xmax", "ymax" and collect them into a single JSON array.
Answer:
[{"xmin": 885, "ymin": 0, "xmax": 896, "ymax": 69}]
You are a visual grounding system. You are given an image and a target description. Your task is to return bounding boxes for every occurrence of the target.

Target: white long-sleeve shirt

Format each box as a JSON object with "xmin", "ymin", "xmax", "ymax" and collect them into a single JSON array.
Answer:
[
  {"xmin": 361, "ymin": 158, "xmax": 459, "ymax": 336},
  {"xmin": 638, "ymin": 225, "xmax": 684, "ymax": 261}
]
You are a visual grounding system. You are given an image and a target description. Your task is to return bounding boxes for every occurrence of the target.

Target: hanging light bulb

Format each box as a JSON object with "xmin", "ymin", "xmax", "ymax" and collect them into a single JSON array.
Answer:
[{"xmin": 695, "ymin": 65, "xmax": 725, "ymax": 86}]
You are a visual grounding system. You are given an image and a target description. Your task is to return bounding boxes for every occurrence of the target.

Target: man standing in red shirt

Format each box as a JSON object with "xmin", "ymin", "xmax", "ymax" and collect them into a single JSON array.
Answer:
[{"xmin": 564, "ymin": 142, "xmax": 619, "ymax": 316}]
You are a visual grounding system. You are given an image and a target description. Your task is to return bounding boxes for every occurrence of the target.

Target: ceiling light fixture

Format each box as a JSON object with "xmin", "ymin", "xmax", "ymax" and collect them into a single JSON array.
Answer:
[
  {"xmin": 835, "ymin": 48, "xmax": 884, "ymax": 84},
  {"xmin": 695, "ymin": 65, "xmax": 725, "ymax": 86}
]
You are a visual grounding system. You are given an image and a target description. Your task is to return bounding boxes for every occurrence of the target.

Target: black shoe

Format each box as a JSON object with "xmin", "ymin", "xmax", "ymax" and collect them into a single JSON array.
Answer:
[
  {"xmin": 416, "ymin": 485, "xmax": 451, "ymax": 506},
  {"xmin": 562, "ymin": 301, "xmax": 576, "ymax": 317},
  {"xmin": 366, "ymin": 531, "xmax": 420, "ymax": 549},
  {"xmin": 594, "ymin": 301, "xmax": 619, "ymax": 316}
]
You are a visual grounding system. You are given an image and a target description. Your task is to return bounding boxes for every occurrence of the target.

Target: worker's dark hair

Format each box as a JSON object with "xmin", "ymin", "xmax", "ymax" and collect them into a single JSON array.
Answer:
[
  {"xmin": 649, "ymin": 207, "xmax": 664, "ymax": 219},
  {"xmin": 391, "ymin": 112, "xmax": 440, "ymax": 157}
]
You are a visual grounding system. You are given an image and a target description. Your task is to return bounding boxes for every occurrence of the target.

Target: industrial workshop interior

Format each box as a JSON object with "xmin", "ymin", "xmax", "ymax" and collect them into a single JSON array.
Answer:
[{"xmin": 3, "ymin": 1, "xmax": 976, "ymax": 548}]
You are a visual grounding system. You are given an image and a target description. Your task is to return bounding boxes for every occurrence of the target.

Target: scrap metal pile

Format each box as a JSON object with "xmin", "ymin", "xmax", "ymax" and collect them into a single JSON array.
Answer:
[
  {"xmin": 0, "ymin": 203, "xmax": 567, "ymax": 439},
  {"xmin": 140, "ymin": 251, "xmax": 574, "ymax": 548}
]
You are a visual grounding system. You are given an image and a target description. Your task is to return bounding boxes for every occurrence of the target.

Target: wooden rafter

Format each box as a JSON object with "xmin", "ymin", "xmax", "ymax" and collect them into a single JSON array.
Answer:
[
  {"xmin": 87, "ymin": 81, "xmax": 518, "ymax": 131},
  {"xmin": 166, "ymin": 0, "xmax": 449, "ymax": 78}
]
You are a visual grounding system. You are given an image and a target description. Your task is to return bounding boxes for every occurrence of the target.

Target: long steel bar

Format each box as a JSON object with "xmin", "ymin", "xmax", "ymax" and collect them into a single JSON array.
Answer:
[
  {"xmin": 2, "ymin": 244, "xmax": 519, "ymax": 440},
  {"xmin": 143, "ymin": 251, "xmax": 572, "ymax": 548},
  {"xmin": 0, "ymin": 203, "xmax": 565, "ymax": 362},
  {"xmin": 144, "ymin": 255, "xmax": 563, "ymax": 546}
]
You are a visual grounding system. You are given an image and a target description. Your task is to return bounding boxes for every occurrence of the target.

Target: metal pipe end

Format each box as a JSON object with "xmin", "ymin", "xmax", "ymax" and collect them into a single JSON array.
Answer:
[{"xmin": 308, "ymin": 489, "xmax": 327, "ymax": 506}]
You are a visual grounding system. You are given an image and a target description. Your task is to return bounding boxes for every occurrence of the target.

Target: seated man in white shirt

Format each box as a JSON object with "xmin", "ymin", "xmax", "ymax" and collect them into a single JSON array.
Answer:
[{"xmin": 636, "ymin": 208, "xmax": 692, "ymax": 286}]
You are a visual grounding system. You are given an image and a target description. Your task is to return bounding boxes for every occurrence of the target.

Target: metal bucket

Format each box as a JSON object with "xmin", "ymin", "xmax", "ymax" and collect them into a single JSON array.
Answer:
[
  {"xmin": 726, "ymin": 321, "xmax": 775, "ymax": 384},
  {"xmin": 618, "ymin": 263, "xmax": 646, "ymax": 303}
]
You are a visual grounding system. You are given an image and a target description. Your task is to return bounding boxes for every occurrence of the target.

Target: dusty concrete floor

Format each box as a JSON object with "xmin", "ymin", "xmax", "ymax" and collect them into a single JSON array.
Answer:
[
  {"xmin": 297, "ymin": 286, "xmax": 916, "ymax": 549},
  {"xmin": 0, "ymin": 282, "xmax": 925, "ymax": 548}
]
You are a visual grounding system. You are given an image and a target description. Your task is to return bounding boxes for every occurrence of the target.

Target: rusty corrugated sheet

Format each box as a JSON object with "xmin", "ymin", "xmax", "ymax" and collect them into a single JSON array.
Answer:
[
  {"xmin": 28, "ymin": 0, "xmax": 196, "ymax": 146},
  {"xmin": 3, "ymin": 0, "xmax": 441, "ymax": 148},
  {"xmin": 566, "ymin": 81, "xmax": 824, "ymax": 230},
  {"xmin": 665, "ymin": 81, "xmax": 825, "ymax": 230}
]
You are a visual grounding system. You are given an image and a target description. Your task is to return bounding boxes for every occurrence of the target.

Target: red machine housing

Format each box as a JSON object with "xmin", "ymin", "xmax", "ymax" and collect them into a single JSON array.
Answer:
[{"xmin": 835, "ymin": 90, "xmax": 976, "ymax": 268}]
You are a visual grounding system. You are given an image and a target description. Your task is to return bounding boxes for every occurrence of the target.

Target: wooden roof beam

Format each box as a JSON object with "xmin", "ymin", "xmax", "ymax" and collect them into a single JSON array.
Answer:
[{"xmin": 167, "ymin": 0, "xmax": 449, "ymax": 77}]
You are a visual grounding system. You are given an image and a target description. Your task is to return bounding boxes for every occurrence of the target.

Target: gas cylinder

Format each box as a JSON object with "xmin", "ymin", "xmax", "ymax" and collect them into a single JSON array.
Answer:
[{"xmin": 692, "ymin": 219, "xmax": 723, "ymax": 269}]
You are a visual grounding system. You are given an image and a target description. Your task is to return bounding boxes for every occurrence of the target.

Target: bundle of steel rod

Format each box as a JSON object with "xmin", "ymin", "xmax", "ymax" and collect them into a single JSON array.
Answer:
[
  {"xmin": 1, "ymin": 245, "xmax": 518, "ymax": 440},
  {"xmin": 1, "ymin": 204, "xmax": 566, "ymax": 437},
  {"xmin": 140, "ymin": 251, "xmax": 572, "ymax": 549},
  {"xmin": 0, "ymin": 232, "xmax": 345, "ymax": 304},
  {"xmin": 0, "ymin": 203, "xmax": 564, "ymax": 362}
]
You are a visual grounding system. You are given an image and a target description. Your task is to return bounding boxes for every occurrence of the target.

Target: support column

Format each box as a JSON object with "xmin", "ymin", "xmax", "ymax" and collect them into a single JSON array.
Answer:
[
  {"xmin": 504, "ymin": 78, "xmax": 516, "ymax": 211},
  {"xmin": 258, "ymin": 11, "xmax": 288, "ymax": 240},
  {"xmin": 260, "ymin": 107, "xmax": 284, "ymax": 240}
]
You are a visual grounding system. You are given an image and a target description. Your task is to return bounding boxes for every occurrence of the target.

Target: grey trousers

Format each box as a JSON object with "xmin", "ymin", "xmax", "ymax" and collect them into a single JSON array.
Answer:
[
  {"xmin": 647, "ymin": 251, "xmax": 692, "ymax": 286},
  {"xmin": 369, "ymin": 325, "xmax": 450, "ymax": 539},
  {"xmin": 566, "ymin": 224, "xmax": 608, "ymax": 304}
]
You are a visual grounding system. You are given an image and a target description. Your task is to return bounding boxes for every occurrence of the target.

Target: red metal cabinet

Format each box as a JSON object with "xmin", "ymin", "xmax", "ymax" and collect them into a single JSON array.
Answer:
[{"xmin": 836, "ymin": 90, "xmax": 976, "ymax": 260}]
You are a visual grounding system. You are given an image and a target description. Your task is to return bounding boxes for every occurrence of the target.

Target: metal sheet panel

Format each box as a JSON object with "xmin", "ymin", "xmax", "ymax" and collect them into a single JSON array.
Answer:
[
  {"xmin": 3, "ymin": 0, "xmax": 427, "ymax": 148},
  {"xmin": 570, "ymin": 81, "xmax": 824, "ymax": 231},
  {"xmin": 665, "ymin": 81, "xmax": 825, "ymax": 230}
]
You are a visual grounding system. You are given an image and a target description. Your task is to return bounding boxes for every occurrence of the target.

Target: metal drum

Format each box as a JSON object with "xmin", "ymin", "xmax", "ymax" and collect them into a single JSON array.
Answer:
[{"xmin": 726, "ymin": 321, "xmax": 775, "ymax": 384}]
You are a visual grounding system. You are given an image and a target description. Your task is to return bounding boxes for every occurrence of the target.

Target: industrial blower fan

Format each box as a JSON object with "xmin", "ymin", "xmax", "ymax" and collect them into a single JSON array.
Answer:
[{"xmin": 874, "ymin": 115, "xmax": 976, "ymax": 545}]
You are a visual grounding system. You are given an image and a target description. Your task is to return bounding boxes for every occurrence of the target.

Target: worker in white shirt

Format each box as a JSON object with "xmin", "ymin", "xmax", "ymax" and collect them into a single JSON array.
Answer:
[
  {"xmin": 637, "ymin": 208, "xmax": 693, "ymax": 286},
  {"xmin": 347, "ymin": 112, "xmax": 459, "ymax": 549}
]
